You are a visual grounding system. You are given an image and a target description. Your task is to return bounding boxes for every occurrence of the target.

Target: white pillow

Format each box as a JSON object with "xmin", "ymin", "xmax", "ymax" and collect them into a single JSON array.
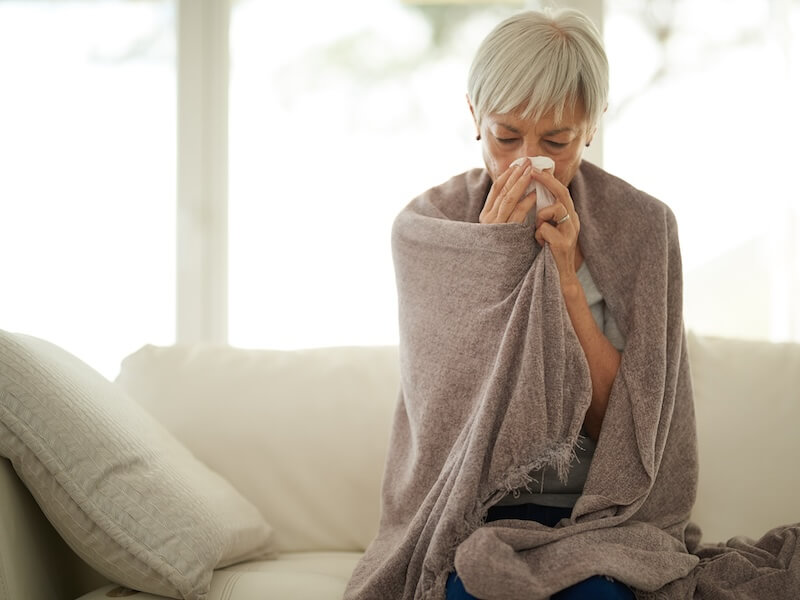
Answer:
[{"xmin": 0, "ymin": 330, "xmax": 275, "ymax": 600}]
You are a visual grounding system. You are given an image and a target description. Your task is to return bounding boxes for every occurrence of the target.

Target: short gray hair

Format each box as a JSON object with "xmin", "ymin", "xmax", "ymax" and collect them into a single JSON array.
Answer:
[{"xmin": 467, "ymin": 8, "xmax": 608, "ymax": 129}]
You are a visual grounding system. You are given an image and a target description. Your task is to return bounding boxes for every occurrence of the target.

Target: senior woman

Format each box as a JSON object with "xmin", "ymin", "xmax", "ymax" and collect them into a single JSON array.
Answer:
[{"xmin": 346, "ymin": 8, "xmax": 698, "ymax": 600}]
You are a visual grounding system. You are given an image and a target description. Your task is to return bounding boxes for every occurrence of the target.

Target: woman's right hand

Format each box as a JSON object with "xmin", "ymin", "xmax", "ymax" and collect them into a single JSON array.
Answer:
[{"xmin": 479, "ymin": 161, "xmax": 536, "ymax": 224}]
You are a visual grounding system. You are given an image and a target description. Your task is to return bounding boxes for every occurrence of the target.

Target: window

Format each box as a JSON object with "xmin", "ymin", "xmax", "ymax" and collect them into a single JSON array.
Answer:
[
  {"xmin": 604, "ymin": 0, "xmax": 800, "ymax": 341},
  {"xmin": 4, "ymin": 0, "xmax": 797, "ymax": 378},
  {"xmin": 0, "ymin": 1, "xmax": 176, "ymax": 377},
  {"xmin": 227, "ymin": 0, "xmax": 525, "ymax": 349}
]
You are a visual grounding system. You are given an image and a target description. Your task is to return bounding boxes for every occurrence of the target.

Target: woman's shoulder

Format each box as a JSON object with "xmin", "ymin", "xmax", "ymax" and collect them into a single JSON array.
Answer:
[
  {"xmin": 415, "ymin": 168, "xmax": 492, "ymax": 223},
  {"xmin": 578, "ymin": 161, "xmax": 666, "ymax": 204},
  {"xmin": 425, "ymin": 168, "xmax": 491, "ymax": 199},
  {"xmin": 576, "ymin": 161, "xmax": 678, "ymax": 231}
]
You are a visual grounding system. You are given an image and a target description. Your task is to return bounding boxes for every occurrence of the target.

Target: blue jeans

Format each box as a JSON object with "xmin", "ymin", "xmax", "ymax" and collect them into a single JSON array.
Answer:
[{"xmin": 445, "ymin": 504, "xmax": 636, "ymax": 600}]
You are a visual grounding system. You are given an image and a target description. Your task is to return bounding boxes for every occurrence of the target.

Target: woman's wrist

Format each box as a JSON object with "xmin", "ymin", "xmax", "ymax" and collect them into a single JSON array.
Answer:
[{"xmin": 559, "ymin": 272, "xmax": 583, "ymax": 304}]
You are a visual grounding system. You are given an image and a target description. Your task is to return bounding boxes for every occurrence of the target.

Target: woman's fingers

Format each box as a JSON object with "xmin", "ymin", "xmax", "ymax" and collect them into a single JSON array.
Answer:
[
  {"xmin": 530, "ymin": 167, "xmax": 575, "ymax": 213},
  {"xmin": 480, "ymin": 165, "xmax": 516, "ymax": 222},
  {"xmin": 535, "ymin": 222, "xmax": 575, "ymax": 270},
  {"xmin": 535, "ymin": 202, "xmax": 576, "ymax": 231},
  {"xmin": 496, "ymin": 164, "xmax": 533, "ymax": 222},
  {"xmin": 481, "ymin": 162, "xmax": 532, "ymax": 224},
  {"xmin": 534, "ymin": 221, "xmax": 552, "ymax": 247},
  {"xmin": 507, "ymin": 192, "xmax": 537, "ymax": 224}
]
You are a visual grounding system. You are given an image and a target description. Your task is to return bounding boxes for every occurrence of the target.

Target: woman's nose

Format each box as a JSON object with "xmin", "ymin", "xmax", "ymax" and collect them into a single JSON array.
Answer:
[{"xmin": 521, "ymin": 140, "xmax": 540, "ymax": 157}]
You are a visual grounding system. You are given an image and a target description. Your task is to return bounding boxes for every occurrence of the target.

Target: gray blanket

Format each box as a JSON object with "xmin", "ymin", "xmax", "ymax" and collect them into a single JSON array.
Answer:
[{"xmin": 344, "ymin": 161, "xmax": 800, "ymax": 599}]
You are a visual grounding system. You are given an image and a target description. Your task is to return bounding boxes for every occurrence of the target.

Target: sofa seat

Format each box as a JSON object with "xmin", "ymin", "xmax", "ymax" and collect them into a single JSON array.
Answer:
[{"xmin": 75, "ymin": 552, "xmax": 363, "ymax": 600}]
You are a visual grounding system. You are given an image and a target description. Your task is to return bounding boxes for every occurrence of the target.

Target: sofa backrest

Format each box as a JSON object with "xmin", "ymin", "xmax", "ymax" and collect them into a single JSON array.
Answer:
[
  {"xmin": 116, "ymin": 334, "xmax": 800, "ymax": 551},
  {"xmin": 687, "ymin": 331, "xmax": 800, "ymax": 542},
  {"xmin": 116, "ymin": 344, "xmax": 400, "ymax": 554}
]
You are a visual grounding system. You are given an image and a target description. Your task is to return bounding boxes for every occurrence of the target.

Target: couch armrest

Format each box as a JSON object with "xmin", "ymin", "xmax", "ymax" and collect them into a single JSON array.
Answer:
[{"xmin": 0, "ymin": 458, "xmax": 107, "ymax": 600}]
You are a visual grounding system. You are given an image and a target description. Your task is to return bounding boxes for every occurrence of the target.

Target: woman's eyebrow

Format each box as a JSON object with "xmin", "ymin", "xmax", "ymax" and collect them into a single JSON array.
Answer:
[
  {"xmin": 495, "ymin": 122, "xmax": 576, "ymax": 136},
  {"xmin": 541, "ymin": 127, "xmax": 575, "ymax": 136},
  {"xmin": 495, "ymin": 122, "xmax": 524, "ymax": 134}
]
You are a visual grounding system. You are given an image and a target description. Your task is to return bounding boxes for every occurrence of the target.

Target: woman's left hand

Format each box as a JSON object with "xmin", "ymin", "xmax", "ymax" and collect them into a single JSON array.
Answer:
[{"xmin": 532, "ymin": 168, "xmax": 582, "ymax": 280}]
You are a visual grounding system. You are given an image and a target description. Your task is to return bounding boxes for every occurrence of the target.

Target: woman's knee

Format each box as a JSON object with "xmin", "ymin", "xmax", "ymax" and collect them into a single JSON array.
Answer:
[
  {"xmin": 446, "ymin": 570, "xmax": 635, "ymax": 600},
  {"xmin": 552, "ymin": 575, "xmax": 636, "ymax": 600},
  {"xmin": 445, "ymin": 572, "xmax": 481, "ymax": 600}
]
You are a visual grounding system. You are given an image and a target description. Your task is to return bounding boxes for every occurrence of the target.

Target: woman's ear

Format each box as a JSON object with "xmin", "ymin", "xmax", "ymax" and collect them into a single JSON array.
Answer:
[
  {"xmin": 466, "ymin": 94, "xmax": 481, "ymax": 140},
  {"xmin": 586, "ymin": 105, "xmax": 607, "ymax": 147},
  {"xmin": 586, "ymin": 125, "xmax": 597, "ymax": 147}
]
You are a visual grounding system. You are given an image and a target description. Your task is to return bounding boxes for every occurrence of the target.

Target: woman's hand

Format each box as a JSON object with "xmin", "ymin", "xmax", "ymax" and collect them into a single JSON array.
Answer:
[
  {"xmin": 532, "ymin": 168, "xmax": 582, "ymax": 278},
  {"xmin": 479, "ymin": 162, "xmax": 536, "ymax": 224}
]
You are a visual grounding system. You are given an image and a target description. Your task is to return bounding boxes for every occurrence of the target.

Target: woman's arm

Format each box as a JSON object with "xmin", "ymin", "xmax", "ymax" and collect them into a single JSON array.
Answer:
[
  {"xmin": 531, "ymin": 169, "xmax": 621, "ymax": 443},
  {"xmin": 558, "ymin": 269, "xmax": 621, "ymax": 442}
]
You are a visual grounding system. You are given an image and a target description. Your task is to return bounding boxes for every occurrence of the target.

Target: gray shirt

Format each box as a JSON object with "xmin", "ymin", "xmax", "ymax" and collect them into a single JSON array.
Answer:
[{"xmin": 496, "ymin": 260, "xmax": 625, "ymax": 508}]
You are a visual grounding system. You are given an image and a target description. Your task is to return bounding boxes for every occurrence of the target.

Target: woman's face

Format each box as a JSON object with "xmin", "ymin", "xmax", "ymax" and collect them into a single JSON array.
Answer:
[{"xmin": 471, "ymin": 99, "xmax": 595, "ymax": 189}]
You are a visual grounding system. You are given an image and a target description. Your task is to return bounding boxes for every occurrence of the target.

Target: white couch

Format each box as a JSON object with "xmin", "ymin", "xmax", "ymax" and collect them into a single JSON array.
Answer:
[{"xmin": 1, "ymin": 332, "xmax": 799, "ymax": 600}]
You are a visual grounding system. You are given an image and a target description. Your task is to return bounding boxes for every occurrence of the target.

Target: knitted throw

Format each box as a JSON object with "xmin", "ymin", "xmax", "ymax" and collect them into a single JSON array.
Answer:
[{"xmin": 344, "ymin": 162, "xmax": 800, "ymax": 600}]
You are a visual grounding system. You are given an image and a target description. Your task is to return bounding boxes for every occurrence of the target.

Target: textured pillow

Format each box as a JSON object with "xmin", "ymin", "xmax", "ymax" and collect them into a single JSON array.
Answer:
[{"xmin": 0, "ymin": 330, "xmax": 274, "ymax": 600}]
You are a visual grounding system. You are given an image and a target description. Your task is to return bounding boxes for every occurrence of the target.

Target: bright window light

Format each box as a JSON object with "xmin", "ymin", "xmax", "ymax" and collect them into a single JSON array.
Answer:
[
  {"xmin": 0, "ymin": 1, "xmax": 176, "ymax": 377},
  {"xmin": 605, "ymin": 0, "xmax": 800, "ymax": 341},
  {"xmin": 228, "ymin": 0, "xmax": 519, "ymax": 349}
]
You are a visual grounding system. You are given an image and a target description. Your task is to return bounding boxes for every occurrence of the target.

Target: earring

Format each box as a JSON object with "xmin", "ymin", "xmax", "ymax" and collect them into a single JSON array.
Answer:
[
  {"xmin": 585, "ymin": 142, "xmax": 590, "ymax": 147},
  {"xmin": 476, "ymin": 134, "xmax": 481, "ymax": 141}
]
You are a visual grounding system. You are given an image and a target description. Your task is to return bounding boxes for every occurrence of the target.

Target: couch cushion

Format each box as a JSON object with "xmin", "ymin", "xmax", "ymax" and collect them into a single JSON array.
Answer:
[
  {"xmin": 116, "ymin": 345, "xmax": 399, "ymax": 553},
  {"xmin": 688, "ymin": 331, "xmax": 800, "ymax": 543},
  {"xmin": 77, "ymin": 552, "xmax": 363, "ymax": 600},
  {"xmin": 0, "ymin": 330, "xmax": 274, "ymax": 600}
]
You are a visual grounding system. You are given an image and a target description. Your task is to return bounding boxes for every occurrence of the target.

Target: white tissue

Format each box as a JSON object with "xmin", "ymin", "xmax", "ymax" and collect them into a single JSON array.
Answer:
[{"xmin": 510, "ymin": 156, "xmax": 555, "ymax": 227}]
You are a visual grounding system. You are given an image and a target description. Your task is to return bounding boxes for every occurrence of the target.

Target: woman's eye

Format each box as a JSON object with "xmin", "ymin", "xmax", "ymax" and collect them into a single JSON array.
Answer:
[
  {"xmin": 545, "ymin": 140, "xmax": 568, "ymax": 149},
  {"xmin": 495, "ymin": 137, "xmax": 519, "ymax": 145}
]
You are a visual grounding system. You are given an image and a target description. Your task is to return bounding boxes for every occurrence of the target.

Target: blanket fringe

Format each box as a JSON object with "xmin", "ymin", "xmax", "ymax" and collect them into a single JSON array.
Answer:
[
  {"xmin": 497, "ymin": 438, "xmax": 579, "ymax": 495},
  {"xmin": 419, "ymin": 438, "xmax": 580, "ymax": 599}
]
